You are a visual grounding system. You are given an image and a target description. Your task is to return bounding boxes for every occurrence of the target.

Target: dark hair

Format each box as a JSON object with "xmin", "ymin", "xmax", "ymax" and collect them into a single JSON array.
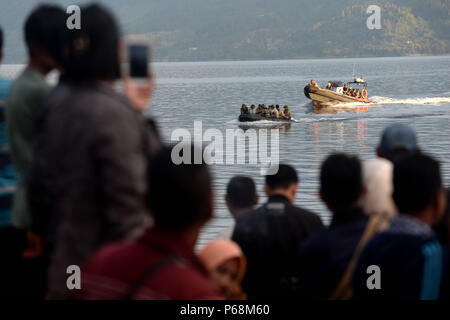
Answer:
[
  {"xmin": 0, "ymin": 26, "xmax": 3, "ymax": 51},
  {"xmin": 265, "ymin": 164, "xmax": 298, "ymax": 190},
  {"xmin": 147, "ymin": 145, "xmax": 212, "ymax": 231},
  {"xmin": 61, "ymin": 4, "xmax": 120, "ymax": 82},
  {"xmin": 24, "ymin": 4, "xmax": 66, "ymax": 62},
  {"xmin": 320, "ymin": 153, "xmax": 362, "ymax": 210},
  {"xmin": 393, "ymin": 153, "xmax": 442, "ymax": 215},
  {"xmin": 226, "ymin": 176, "xmax": 257, "ymax": 209}
]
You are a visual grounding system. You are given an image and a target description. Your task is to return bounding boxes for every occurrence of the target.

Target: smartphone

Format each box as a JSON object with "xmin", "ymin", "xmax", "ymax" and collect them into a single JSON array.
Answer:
[{"xmin": 129, "ymin": 44, "xmax": 149, "ymax": 78}]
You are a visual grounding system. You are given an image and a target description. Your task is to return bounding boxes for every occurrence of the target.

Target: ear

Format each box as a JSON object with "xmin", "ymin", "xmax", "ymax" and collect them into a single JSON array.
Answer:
[
  {"xmin": 319, "ymin": 189, "xmax": 326, "ymax": 203},
  {"xmin": 263, "ymin": 185, "xmax": 271, "ymax": 197},
  {"xmin": 433, "ymin": 189, "xmax": 447, "ymax": 225},
  {"xmin": 376, "ymin": 147, "xmax": 381, "ymax": 158},
  {"xmin": 254, "ymin": 195, "xmax": 259, "ymax": 205},
  {"xmin": 204, "ymin": 191, "xmax": 214, "ymax": 222},
  {"xmin": 289, "ymin": 183, "xmax": 298, "ymax": 200},
  {"xmin": 359, "ymin": 184, "xmax": 367, "ymax": 199}
]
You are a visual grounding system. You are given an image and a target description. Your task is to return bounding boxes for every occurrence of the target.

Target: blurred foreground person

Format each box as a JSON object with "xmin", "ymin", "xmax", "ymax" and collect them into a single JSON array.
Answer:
[
  {"xmin": 80, "ymin": 145, "xmax": 219, "ymax": 300},
  {"xmin": 360, "ymin": 158, "xmax": 397, "ymax": 219},
  {"xmin": 232, "ymin": 164, "xmax": 324, "ymax": 299},
  {"xmin": 27, "ymin": 5, "xmax": 160, "ymax": 299},
  {"xmin": 198, "ymin": 239, "xmax": 247, "ymax": 299},
  {"xmin": 376, "ymin": 123, "xmax": 420, "ymax": 162},
  {"xmin": 298, "ymin": 154, "xmax": 387, "ymax": 299},
  {"xmin": 353, "ymin": 153, "xmax": 447, "ymax": 299},
  {"xmin": 434, "ymin": 189, "xmax": 450, "ymax": 246},
  {"xmin": 4, "ymin": 5, "xmax": 65, "ymax": 299},
  {"xmin": 218, "ymin": 176, "xmax": 258, "ymax": 239},
  {"xmin": 0, "ymin": 25, "xmax": 22, "ymax": 299}
]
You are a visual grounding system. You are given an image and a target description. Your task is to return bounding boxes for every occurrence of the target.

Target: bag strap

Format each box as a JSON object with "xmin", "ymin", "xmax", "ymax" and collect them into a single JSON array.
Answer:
[
  {"xmin": 123, "ymin": 253, "xmax": 184, "ymax": 300},
  {"xmin": 330, "ymin": 212, "xmax": 391, "ymax": 300}
]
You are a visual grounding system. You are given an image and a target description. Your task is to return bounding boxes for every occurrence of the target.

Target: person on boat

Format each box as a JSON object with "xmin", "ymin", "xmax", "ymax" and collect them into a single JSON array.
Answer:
[
  {"xmin": 310, "ymin": 80, "xmax": 319, "ymax": 88},
  {"xmin": 283, "ymin": 105, "xmax": 292, "ymax": 120},
  {"xmin": 255, "ymin": 105, "xmax": 262, "ymax": 115},
  {"xmin": 343, "ymin": 84, "xmax": 348, "ymax": 94},
  {"xmin": 326, "ymin": 83, "xmax": 332, "ymax": 90},
  {"xmin": 249, "ymin": 105, "xmax": 255, "ymax": 114},
  {"xmin": 271, "ymin": 105, "xmax": 278, "ymax": 118},
  {"xmin": 355, "ymin": 89, "xmax": 360, "ymax": 98},
  {"xmin": 277, "ymin": 105, "xmax": 284, "ymax": 118},
  {"xmin": 241, "ymin": 104, "xmax": 248, "ymax": 115}
]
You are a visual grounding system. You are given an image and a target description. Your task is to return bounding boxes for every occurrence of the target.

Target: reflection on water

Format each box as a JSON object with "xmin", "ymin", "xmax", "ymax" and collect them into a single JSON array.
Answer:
[{"xmin": 238, "ymin": 122, "xmax": 292, "ymax": 132}]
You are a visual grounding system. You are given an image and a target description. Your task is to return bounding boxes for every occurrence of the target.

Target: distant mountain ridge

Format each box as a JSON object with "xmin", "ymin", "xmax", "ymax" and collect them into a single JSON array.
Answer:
[{"xmin": 0, "ymin": 0, "xmax": 448, "ymax": 63}]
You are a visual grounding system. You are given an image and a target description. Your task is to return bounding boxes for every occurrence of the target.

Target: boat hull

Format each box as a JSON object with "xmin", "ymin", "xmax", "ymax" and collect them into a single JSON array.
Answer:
[
  {"xmin": 304, "ymin": 86, "xmax": 371, "ymax": 107},
  {"xmin": 238, "ymin": 113, "xmax": 293, "ymax": 123}
]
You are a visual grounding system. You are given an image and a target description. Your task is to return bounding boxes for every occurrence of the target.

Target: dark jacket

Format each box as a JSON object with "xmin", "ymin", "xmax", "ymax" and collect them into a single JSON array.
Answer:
[
  {"xmin": 232, "ymin": 194, "xmax": 324, "ymax": 299},
  {"xmin": 352, "ymin": 215, "xmax": 448, "ymax": 300},
  {"xmin": 28, "ymin": 81, "xmax": 160, "ymax": 297},
  {"xmin": 297, "ymin": 207, "xmax": 368, "ymax": 299},
  {"xmin": 80, "ymin": 228, "xmax": 220, "ymax": 300}
]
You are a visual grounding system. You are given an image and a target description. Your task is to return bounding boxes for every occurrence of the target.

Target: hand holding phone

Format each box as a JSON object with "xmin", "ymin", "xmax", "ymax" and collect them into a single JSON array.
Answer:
[
  {"xmin": 123, "ymin": 75, "xmax": 154, "ymax": 111},
  {"xmin": 121, "ymin": 36, "xmax": 154, "ymax": 111}
]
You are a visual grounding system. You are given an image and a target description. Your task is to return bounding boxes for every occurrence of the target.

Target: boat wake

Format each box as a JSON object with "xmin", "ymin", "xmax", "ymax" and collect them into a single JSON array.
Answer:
[{"xmin": 369, "ymin": 96, "xmax": 450, "ymax": 106}]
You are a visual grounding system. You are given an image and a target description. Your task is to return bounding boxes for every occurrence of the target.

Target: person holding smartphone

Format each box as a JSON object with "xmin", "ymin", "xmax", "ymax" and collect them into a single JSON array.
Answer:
[{"xmin": 27, "ymin": 4, "xmax": 161, "ymax": 299}]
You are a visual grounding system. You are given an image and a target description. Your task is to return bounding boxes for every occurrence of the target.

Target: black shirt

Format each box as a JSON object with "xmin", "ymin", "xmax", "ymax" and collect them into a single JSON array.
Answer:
[{"xmin": 232, "ymin": 194, "xmax": 325, "ymax": 299}]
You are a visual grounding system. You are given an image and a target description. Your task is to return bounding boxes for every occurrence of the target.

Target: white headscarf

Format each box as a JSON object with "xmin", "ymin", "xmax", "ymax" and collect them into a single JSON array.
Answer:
[{"xmin": 360, "ymin": 158, "xmax": 397, "ymax": 218}]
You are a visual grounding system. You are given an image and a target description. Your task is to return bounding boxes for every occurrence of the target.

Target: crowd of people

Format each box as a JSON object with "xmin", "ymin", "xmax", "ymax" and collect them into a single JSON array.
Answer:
[
  {"xmin": 0, "ymin": 3, "xmax": 449, "ymax": 300},
  {"xmin": 240, "ymin": 103, "xmax": 292, "ymax": 120}
]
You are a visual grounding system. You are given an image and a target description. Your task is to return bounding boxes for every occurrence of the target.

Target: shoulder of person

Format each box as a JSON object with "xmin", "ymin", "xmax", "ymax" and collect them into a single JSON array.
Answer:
[
  {"xmin": 159, "ymin": 263, "xmax": 220, "ymax": 300},
  {"xmin": 290, "ymin": 204, "xmax": 324, "ymax": 225}
]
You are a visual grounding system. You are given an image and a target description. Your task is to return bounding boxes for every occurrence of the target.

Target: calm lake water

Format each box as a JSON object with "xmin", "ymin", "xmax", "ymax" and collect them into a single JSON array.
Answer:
[{"xmin": 1, "ymin": 56, "xmax": 449, "ymax": 249}]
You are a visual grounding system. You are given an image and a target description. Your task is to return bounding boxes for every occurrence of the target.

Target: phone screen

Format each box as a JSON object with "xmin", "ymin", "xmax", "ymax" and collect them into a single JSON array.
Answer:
[{"xmin": 129, "ymin": 45, "xmax": 149, "ymax": 78}]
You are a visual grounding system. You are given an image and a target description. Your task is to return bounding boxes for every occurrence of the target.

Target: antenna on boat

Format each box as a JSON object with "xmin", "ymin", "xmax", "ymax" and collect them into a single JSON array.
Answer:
[{"xmin": 352, "ymin": 63, "xmax": 356, "ymax": 79}]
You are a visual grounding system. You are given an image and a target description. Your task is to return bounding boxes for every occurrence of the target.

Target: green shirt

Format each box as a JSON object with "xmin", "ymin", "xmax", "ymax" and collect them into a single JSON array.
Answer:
[{"xmin": 5, "ymin": 68, "xmax": 51, "ymax": 229}]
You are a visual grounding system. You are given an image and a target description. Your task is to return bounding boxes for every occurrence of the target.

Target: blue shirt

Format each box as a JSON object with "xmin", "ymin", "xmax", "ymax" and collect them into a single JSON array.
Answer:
[{"xmin": 0, "ymin": 78, "xmax": 18, "ymax": 227}]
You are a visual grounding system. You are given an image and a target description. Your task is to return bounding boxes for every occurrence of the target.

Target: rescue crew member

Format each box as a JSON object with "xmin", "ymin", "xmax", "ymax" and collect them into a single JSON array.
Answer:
[
  {"xmin": 326, "ymin": 82, "xmax": 331, "ymax": 90},
  {"xmin": 284, "ymin": 105, "xmax": 292, "ymax": 120},
  {"xmin": 250, "ymin": 104, "xmax": 255, "ymax": 114},
  {"xmin": 343, "ymin": 84, "xmax": 348, "ymax": 94},
  {"xmin": 270, "ymin": 105, "xmax": 278, "ymax": 118},
  {"xmin": 276, "ymin": 105, "xmax": 284, "ymax": 117}
]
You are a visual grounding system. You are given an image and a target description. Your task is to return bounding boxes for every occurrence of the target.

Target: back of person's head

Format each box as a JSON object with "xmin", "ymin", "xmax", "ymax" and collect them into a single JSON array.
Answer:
[
  {"xmin": 320, "ymin": 153, "xmax": 363, "ymax": 212},
  {"xmin": 147, "ymin": 144, "xmax": 213, "ymax": 232},
  {"xmin": 265, "ymin": 164, "xmax": 298, "ymax": 190},
  {"xmin": 377, "ymin": 124, "xmax": 419, "ymax": 162},
  {"xmin": 225, "ymin": 176, "xmax": 257, "ymax": 217},
  {"xmin": 264, "ymin": 164, "xmax": 298, "ymax": 203},
  {"xmin": 61, "ymin": 4, "xmax": 120, "ymax": 83},
  {"xmin": 24, "ymin": 4, "xmax": 66, "ymax": 63},
  {"xmin": 393, "ymin": 153, "xmax": 445, "ymax": 224}
]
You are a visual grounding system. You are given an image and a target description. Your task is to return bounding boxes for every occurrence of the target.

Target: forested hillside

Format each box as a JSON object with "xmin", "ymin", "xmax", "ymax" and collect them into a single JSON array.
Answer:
[{"xmin": 0, "ymin": 0, "xmax": 448, "ymax": 62}]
